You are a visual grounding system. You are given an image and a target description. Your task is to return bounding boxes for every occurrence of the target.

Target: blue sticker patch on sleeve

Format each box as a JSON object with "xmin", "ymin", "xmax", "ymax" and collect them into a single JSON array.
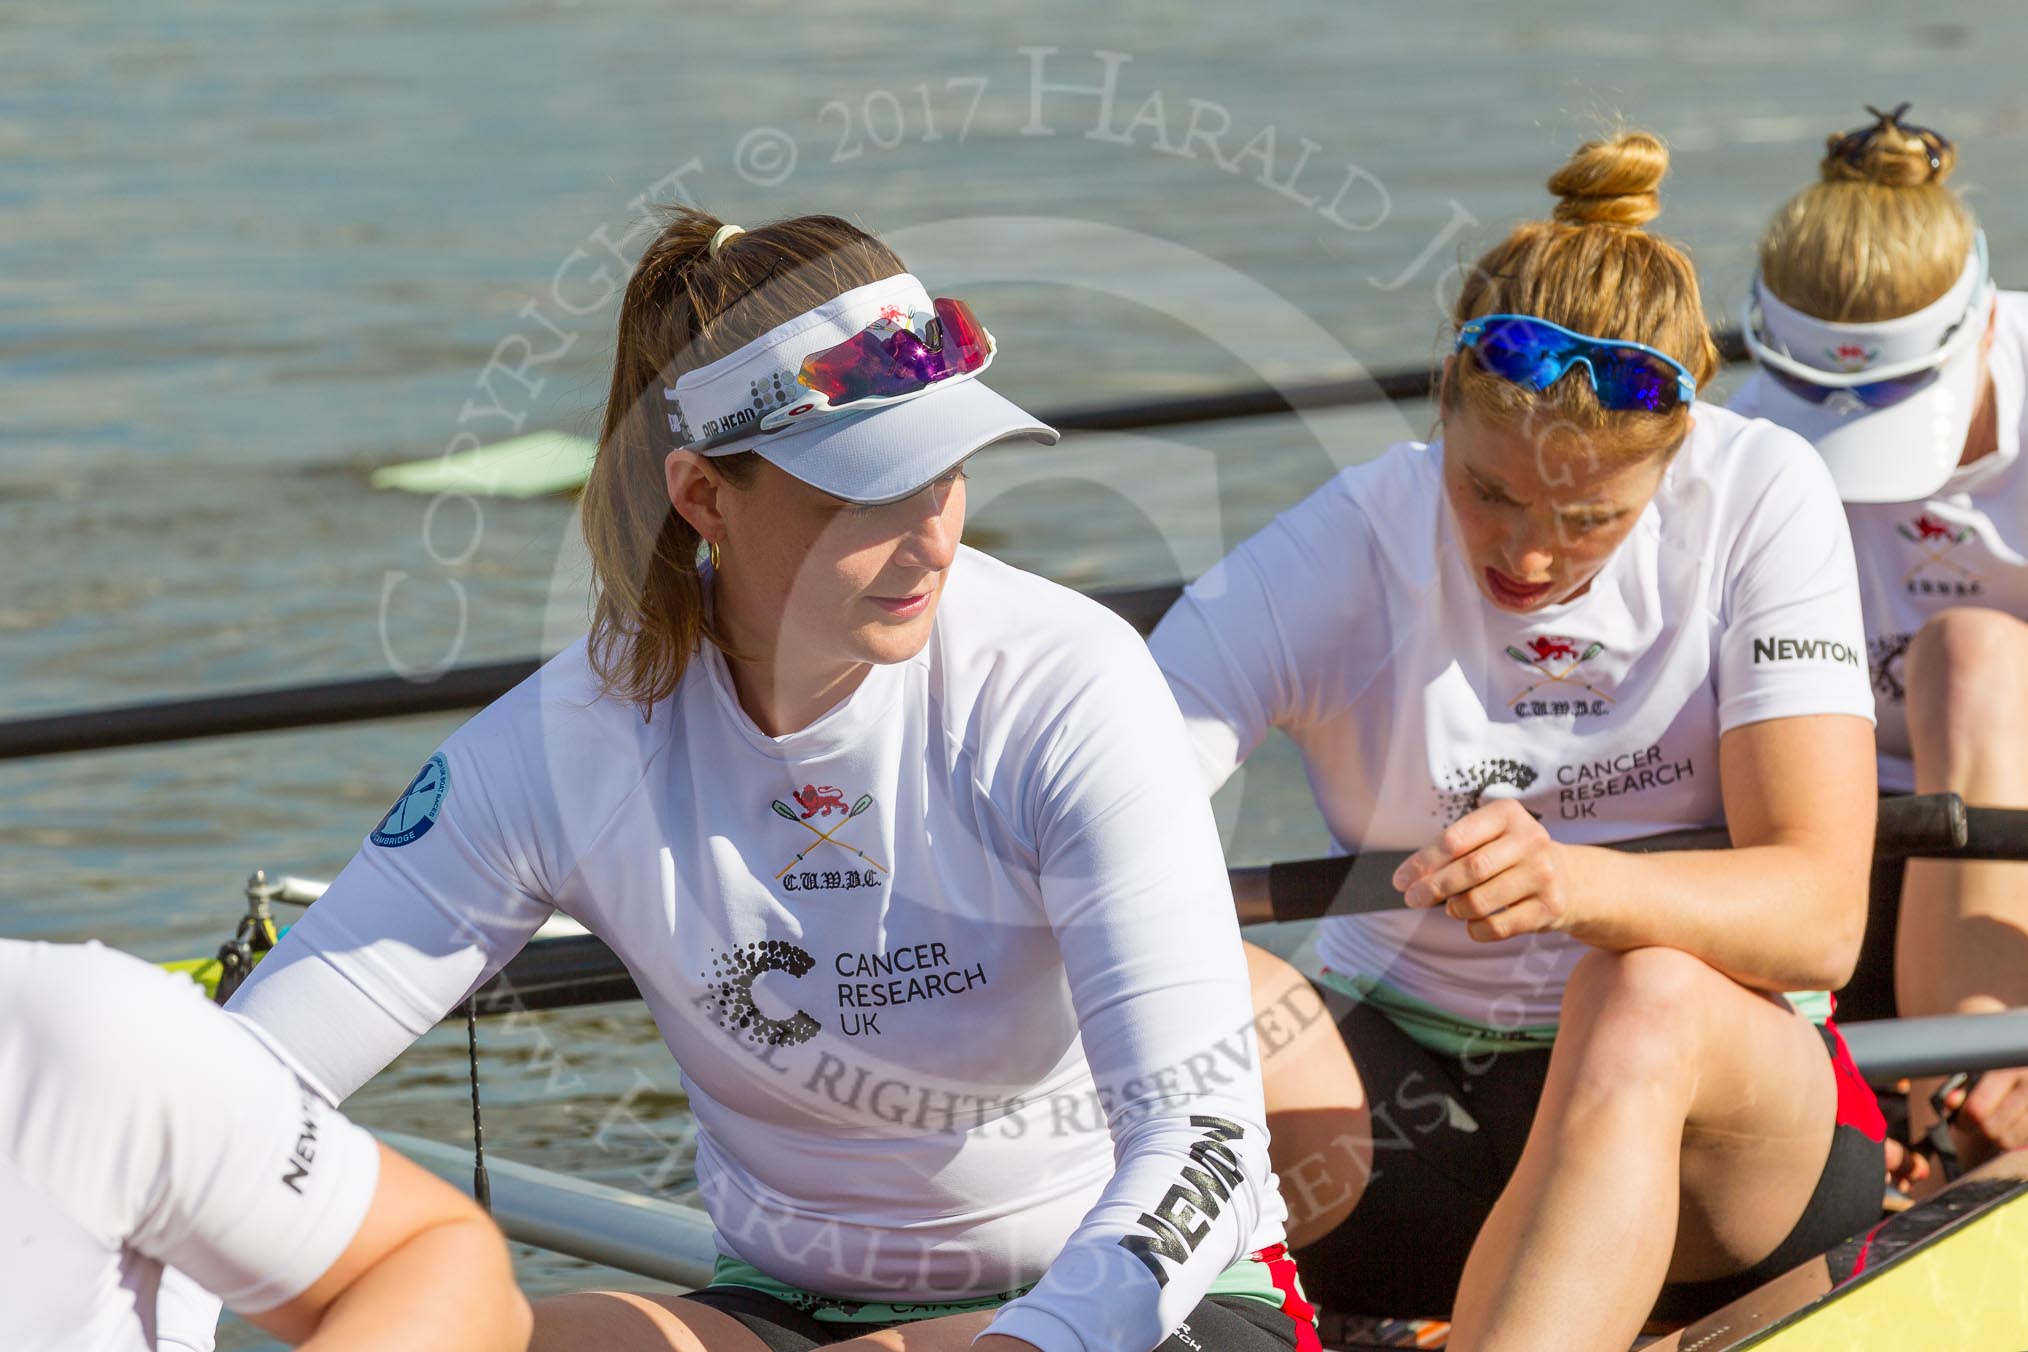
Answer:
[{"xmin": 371, "ymin": 753, "xmax": 450, "ymax": 847}]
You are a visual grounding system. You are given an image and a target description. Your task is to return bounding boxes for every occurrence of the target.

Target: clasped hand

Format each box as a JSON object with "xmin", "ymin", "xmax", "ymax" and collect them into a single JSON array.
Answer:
[{"xmin": 1393, "ymin": 799, "xmax": 1580, "ymax": 942}]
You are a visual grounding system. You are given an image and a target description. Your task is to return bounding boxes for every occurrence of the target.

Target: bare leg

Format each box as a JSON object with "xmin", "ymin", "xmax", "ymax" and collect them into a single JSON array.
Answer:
[
  {"xmin": 529, "ymin": 1292, "xmax": 777, "ymax": 1352},
  {"xmin": 1900, "ymin": 608, "xmax": 2028, "ymax": 1175},
  {"xmin": 530, "ymin": 1299, "xmax": 1001, "ymax": 1352},
  {"xmin": 834, "ymin": 1312, "xmax": 995, "ymax": 1348},
  {"xmin": 1244, "ymin": 942, "xmax": 1372, "ymax": 1246},
  {"xmin": 1446, "ymin": 947, "xmax": 1836, "ymax": 1352}
]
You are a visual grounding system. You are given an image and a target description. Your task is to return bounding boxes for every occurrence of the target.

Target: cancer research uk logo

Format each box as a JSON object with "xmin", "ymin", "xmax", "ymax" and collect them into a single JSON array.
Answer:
[
  {"xmin": 1504, "ymin": 635, "xmax": 1614, "ymax": 720},
  {"xmin": 370, "ymin": 753, "xmax": 449, "ymax": 848},
  {"xmin": 1435, "ymin": 759, "xmax": 1540, "ymax": 824}
]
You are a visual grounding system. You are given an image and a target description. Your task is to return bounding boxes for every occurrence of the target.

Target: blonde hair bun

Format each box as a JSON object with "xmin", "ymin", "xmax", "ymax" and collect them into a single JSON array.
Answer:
[{"xmin": 1547, "ymin": 130, "xmax": 1668, "ymax": 229}]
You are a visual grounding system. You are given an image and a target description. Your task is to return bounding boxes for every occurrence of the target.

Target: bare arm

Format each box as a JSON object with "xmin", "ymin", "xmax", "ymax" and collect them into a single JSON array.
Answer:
[
  {"xmin": 1397, "ymin": 713, "xmax": 1876, "ymax": 992},
  {"xmin": 1561, "ymin": 713, "xmax": 1876, "ymax": 990},
  {"xmin": 250, "ymin": 1143, "xmax": 530, "ymax": 1352}
]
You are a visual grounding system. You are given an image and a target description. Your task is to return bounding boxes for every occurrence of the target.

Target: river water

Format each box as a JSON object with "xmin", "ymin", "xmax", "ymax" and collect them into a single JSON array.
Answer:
[{"xmin": 6, "ymin": 2, "xmax": 2026, "ymax": 1341}]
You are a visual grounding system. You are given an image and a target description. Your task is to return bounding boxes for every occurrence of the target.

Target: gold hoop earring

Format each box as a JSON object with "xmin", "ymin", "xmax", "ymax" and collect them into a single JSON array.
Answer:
[{"xmin": 707, "ymin": 540, "xmax": 722, "ymax": 570}]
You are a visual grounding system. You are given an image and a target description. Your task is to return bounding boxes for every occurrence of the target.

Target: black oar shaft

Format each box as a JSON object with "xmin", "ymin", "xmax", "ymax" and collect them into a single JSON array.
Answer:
[
  {"xmin": 0, "ymin": 328, "xmax": 1857, "ymax": 765},
  {"xmin": 0, "ymin": 658, "xmax": 544, "ymax": 761},
  {"xmin": 1249, "ymin": 794, "xmax": 1969, "ymax": 927},
  {"xmin": 0, "ymin": 588, "xmax": 1183, "ymax": 761},
  {"xmin": 475, "ymin": 795, "xmax": 1973, "ymax": 1012},
  {"xmin": 1940, "ymin": 806, "xmax": 2028, "ymax": 862}
]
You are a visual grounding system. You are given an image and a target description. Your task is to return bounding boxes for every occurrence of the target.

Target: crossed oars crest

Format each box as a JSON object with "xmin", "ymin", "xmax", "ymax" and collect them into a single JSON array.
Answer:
[
  {"xmin": 1506, "ymin": 640, "xmax": 1615, "ymax": 706},
  {"xmin": 1897, "ymin": 517, "xmax": 1979, "ymax": 584},
  {"xmin": 771, "ymin": 793, "xmax": 890, "ymax": 879}
]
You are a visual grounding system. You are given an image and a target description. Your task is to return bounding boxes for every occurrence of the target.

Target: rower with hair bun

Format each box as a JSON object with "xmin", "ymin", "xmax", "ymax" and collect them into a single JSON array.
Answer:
[
  {"xmin": 1736, "ymin": 103, "xmax": 2028, "ymax": 1182},
  {"xmin": 1154, "ymin": 130, "xmax": 1885, "ymax": 1350}
]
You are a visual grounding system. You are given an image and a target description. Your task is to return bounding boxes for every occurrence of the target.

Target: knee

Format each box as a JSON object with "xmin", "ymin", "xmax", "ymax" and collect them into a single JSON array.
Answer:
[
  {"xmin": 1906, "ymin": 608, "xmax": 2028, "ymax": 747},
  {"xmin": 1563, "ymin": 945, "xmax": 1713, "ymax": 1018},
  {"xmin": 1556, "ymin": 947, "xmax": 1716, "ymax": 1089}
]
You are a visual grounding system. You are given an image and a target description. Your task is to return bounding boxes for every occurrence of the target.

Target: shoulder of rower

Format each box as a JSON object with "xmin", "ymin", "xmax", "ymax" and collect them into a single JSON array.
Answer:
[
  {"xmin": 933, "ymin": 545, "xmax": 1150, "ymax": 689},
  {"xmin": 1665, "ymin": 403, "xmax": 1834, "ymax": 532},
  {"xmin": 1663, "ymin": 404, "xmax": 1850, "ymax": 612},
  {"xmin": 1280, "ymin": 440, "xmax": 1435, "ymax": 592},
  {"xmin": 925, "ymin": 548, "xmax": 1170, "ymax": 768},
  {"xmin": 428, "ymin": 638, "xmax": 680, "ymax": 851},
  {"xmin": 0, "ymin": 941, "xmax": 219, "ymax": 1148}
]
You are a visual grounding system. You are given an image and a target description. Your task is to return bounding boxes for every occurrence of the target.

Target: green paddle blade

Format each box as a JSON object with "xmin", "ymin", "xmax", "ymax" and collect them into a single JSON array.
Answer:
[
  {"xmin": 1896, "ymin": 524, "xmax": 1919, "ymax": 542},
  {"xmin": 771, "ymin": 801, "xmax": 800, "ymax": 821},
  {"xmin": 1580, "ymin": 641, "xmax": 1605, "ymax": 661},
  {"xmin": 370, "ymin": 431, "xmax": 596, "ymax": 500},
  {"xmin": 1505, "ymin": 646, "xmax": 1532, "ymax": 663},
  {"xmin": 848, "ymin": 794, "xmax": 875, "ymax": 817}
]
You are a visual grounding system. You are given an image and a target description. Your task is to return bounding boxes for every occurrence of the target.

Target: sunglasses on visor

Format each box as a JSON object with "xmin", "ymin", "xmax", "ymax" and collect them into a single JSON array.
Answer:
[
  {"xmin": 682, "ymin": 297, "xmax": 993, "ymax": 452},
  {"xmin": 1829, "ymin": 102, "xmax": 1952, "ymax": 178},
  {"xmin": 1455, "ymin": 314, "xmax": 1699, "ymax": 413}
]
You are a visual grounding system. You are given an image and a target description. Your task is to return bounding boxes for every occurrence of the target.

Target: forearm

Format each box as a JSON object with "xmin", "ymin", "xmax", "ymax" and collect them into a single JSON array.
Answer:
[
  {"xmin": 226, "ymin": 860, "xmax": 543, "ymax": 1101},
  {"xmin": 1563, "ymin": 840, "xmax": 1866, "ymax": 992},
  {"xmin": 290, "ymin": 1217, "xmax": 530, "ymax": 1352}
]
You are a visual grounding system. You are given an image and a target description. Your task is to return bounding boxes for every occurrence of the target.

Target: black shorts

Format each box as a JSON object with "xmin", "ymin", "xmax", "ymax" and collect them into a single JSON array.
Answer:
[
  {"xmin": 1294, "ymin": 993, "xmax": 1887, "ymax": 1324},
  {"xmin": 681, "ymin": 1285, "xmax": 1316, "ymax": 1351}
]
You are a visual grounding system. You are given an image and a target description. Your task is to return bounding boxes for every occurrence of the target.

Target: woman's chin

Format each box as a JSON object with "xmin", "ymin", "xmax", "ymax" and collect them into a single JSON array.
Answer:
[{"xmin": 850, "ymin": 604, "xmax": 941, "ymax": 664}]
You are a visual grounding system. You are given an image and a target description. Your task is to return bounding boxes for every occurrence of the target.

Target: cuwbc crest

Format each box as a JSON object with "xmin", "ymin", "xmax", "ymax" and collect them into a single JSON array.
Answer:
[
  {"xmin": 1527, "ymin": 635, "xmax": 1579, "ymax": 663},
  {"xmin": 794, "ymin": 784, "xmax": 848, "ymax": 819}
]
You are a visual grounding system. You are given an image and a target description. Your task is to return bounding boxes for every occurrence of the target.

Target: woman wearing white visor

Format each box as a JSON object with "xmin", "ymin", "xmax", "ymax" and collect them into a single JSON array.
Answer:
[
  {"xmin": 1152, "ymin": 133, "xmax": 1883, "ymax": 1351},
  {"xmin": 160, "ymin": 210, "xmax": 1306, "ymax": 1352},
  {"xmin": 1735, "ymin": 105, "xmax": 2028, "ymax": 1180}
]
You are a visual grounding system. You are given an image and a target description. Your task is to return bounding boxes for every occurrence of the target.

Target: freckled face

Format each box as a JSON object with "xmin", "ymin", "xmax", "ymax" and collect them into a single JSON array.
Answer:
[{"xmin": 1441, "ymin": 407, "xmax": 1674, "ymax": 613}]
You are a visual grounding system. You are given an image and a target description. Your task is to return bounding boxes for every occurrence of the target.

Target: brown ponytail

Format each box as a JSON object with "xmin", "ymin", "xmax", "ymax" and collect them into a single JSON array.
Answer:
[
  {"xmin": 1757, "ymin": 104, "xmax": 1976, "ymax": 323},
  {"xmin": 581, "ymin": 208, "xmax": 906, "ymax": 710},
  {"xmin": 1445, "ymin": 130, "xmax": 1720, "ymax": 462}
]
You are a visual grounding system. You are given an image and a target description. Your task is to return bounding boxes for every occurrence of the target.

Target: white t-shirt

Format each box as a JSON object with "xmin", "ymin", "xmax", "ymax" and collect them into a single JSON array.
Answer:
[
  {"xmin": 217, "ymin": 546, "xmax": 1283, "ymax": 1352},
  {"xmin": 0, "ymin": 940, "xmax": 380, "ymax": 1352},
  {"xmin": 1150, "ymin": 404, "xmax": 1875, "ymax": 1035},
  {"xmin": 1735, "ymin": 291, "xmax": 2028, "ymax": 791}
]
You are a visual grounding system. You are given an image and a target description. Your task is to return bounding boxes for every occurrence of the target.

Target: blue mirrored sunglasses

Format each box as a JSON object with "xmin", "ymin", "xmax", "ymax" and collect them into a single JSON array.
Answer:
[{"xmin": 1455, "ymin": 314, "xmax": 1698, "ymax": 413}]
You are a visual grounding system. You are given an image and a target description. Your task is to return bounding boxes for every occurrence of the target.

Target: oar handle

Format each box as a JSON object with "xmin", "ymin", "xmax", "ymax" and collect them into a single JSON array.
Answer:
[
  {"xmin": 1243, "ymin": 793, "xmax": 1971, "ymax": 927},
  {"xmin": 1936, "ymin": 805, "xmax": 2028, "ymax": 861},
  {"xmin": 1881, "ymin": 792, "xmax": 1971, "ymax": 857}
]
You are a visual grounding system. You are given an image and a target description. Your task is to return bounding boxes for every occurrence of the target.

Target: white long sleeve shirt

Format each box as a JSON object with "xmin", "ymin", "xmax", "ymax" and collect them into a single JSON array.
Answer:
[{"xmin": 213, "ymin": 545, "xmax": 1284, "ymax": 1352}]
